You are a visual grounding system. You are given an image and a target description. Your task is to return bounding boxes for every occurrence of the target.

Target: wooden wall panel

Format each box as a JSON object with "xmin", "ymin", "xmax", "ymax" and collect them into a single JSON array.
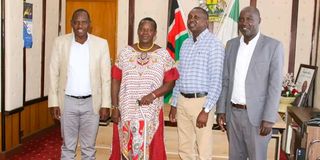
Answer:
[
  {"xmin": 21, "ymin": 100, "xmax": 55, "ymax": 139},
  {"xmin": 47, "ymin": 109, "xmax": 54, "ymax": 127},
  {"xmin": 2, "ymin": 100, "xmax": 55, "ymax": 151},
  {"xmin": 21, "ymin": 106, "xmax": 31, "ymax": 137},
  {"xmin": 42, "ymin": 101, "xmax": 55, "ymax": 127},
  {"xmin": 39, "ymin": 102, "xmax": 48, "ymax": 129},
  {"xmin": 11, "ymin": 114, "xmax": 19, "ymax": 147},
  {"xmin": 5, "ymin": 115, "xmax": 12, "ymax": 150},
  {"xmin": 30, "ymin": 104, "xmax": 40, "ymax": 133},
  {"xmin": 4, "ymin": 113, "xmax": 20, "ymax": 151}
]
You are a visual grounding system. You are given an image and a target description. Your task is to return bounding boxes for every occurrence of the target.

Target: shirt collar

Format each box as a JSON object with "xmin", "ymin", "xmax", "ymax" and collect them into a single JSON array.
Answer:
[
  {"xmin": 72, "ymin": 34, "xmax": 90, "ymax": 45},
  {"xmin": 192, "ymin": 29, "xmax": 209, "ymax": 42},
  {"xmin": 240, "ymin": 31, "xmax": 260, "ymax": 45}
]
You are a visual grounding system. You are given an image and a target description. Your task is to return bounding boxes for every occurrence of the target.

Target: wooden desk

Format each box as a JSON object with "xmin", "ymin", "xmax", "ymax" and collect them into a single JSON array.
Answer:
[{"xmin": 285, "ymin": 107, "xmax": 320, "ymax": 159}]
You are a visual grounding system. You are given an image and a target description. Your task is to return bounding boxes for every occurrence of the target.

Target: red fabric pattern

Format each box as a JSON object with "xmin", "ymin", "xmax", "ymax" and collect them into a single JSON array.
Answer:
[
  {"xmin": 149, "ymin": 109, "xmax": 167, "ymax": 160},
  {"xmin": 109, "ymin": 123, "xmax": 121, "ymax": 160},
  {"xmin": 164, "ymin": 68, "xmax": 179, "ymax": 83},
  {"xmin": 109, "ymin": 109, "xmax": 167, "ymax": 160},
  {"xmin": 111, "ymin": 65, "xmax": 122, "ymax": 80}
]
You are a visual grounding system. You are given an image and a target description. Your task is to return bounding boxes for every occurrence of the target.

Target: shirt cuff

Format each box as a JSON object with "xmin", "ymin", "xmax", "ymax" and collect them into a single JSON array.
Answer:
[
  {"xmin": 203, "ymin": 104, "xmax": 215, "ymax": 113},
  {"xmin": 204, "ymin": 107, "xmax": 211, "ymax": 113},
  {"xmin": 171, "ymin": 98, "xmax": 178, "ymax": 107}
]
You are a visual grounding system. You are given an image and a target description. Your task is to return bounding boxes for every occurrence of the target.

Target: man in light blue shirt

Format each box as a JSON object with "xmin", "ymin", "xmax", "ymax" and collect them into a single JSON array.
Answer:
[{"xmin": 169, "ymin": 7, "xmax": 224, "ymax": 160}]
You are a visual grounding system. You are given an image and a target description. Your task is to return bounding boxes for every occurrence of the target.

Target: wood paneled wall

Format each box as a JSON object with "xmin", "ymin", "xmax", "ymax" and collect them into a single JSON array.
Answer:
[
  {"xmin": 21, "ymin": 100, "xmax": 54, "ymax": 138},
  {"xmin": 4, "ymin": 113, "xmax": 19, "ymax": 150},
  {"xmin": 3, "ymin": 100, "xmax": 54, "ymax": 151}
]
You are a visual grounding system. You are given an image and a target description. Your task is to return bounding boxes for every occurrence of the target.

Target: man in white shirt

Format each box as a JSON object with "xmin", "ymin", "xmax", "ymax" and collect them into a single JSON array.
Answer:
[
  {"xmin": 48, "ymin": 9, "xmax": 111, "ymax": 159},
  {"xmin": 217, "ymin": 6, "xmax": 284, "ymax": 160}
]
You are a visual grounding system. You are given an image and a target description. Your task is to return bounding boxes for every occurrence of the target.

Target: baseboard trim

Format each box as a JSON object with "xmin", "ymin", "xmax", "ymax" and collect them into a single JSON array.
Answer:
[
  {"xmin": 24, "ymin": 96, "xmax": 48, "ymax": 106},
  {"xmin": 4, "ymin": 107, "xmax": 24, "ymax": 115}
]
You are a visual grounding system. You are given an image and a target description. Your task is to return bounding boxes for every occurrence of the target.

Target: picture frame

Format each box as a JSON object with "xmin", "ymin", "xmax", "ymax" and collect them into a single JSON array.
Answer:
[{"xmin": 293, "ymin": 64, "xmax": 318, "ymax": 107}]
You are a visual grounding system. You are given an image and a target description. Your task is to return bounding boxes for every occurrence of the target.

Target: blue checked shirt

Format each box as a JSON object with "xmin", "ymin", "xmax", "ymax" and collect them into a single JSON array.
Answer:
[{"xmin": 171, "ymin": 29, "xmax": 224, "ymax": 112}]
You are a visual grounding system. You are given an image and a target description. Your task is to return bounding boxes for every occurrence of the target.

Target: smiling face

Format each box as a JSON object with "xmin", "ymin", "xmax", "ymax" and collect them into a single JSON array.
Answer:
[
  {"xmin": 137, "ymin": 20, "xmax": 157, "ymax": 45},
  {"xmin": 187, "ymin": 8, "xmax": 208, "ymax": 38},
  {"xmin": 71, "ymin": 10, "xmax": 91, "ymax": 43},
  {"xmin": 238, "ymin": 7, "xmax": 261, "ymax": 43}
]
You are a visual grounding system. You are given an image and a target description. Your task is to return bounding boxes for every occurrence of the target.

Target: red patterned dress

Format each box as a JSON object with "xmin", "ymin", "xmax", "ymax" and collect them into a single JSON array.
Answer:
[{"xmin": 110, "ymin": 46, "xmax": 179, "ymax": 160}]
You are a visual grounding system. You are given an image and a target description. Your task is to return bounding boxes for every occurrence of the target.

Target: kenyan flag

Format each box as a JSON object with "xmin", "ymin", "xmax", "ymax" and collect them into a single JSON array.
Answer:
[{"xmin": 165, "ymin": 0, "xmax": 188, "ymax": 103}]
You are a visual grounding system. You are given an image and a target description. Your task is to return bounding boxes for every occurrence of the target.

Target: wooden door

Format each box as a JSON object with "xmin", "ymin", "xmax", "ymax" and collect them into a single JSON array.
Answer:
[{"xmin": 66, "ymin": 0, "xmax": 117, "ymax": 63}]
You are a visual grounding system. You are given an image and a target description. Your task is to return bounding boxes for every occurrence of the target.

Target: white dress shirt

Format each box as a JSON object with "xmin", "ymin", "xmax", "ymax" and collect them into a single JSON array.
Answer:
[
  {"xmin": 231, "ymin": 32, "xmax": 260, "ymax": 105},
  {"xmin": 65, "ymin": 37, "xmax": 92, "ymax": 96}
]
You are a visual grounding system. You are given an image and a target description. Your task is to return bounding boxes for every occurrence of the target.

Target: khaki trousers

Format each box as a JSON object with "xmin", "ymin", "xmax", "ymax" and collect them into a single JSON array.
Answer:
[{"xmin": 176, "ymin": 94, "xmax": 214, "ymax": 160}]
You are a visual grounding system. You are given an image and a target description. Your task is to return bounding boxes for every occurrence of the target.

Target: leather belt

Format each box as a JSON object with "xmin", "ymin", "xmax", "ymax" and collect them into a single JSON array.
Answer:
[
  {"xmin": 231, "ymin": 102, "xmax": 247, "ymax": 109},
  {"xmin": 67, "ymin": 95, "xmax": 92, "ymax": 99},
  {"xmin": 180, "ymin": 92, "xmax": 208, "ymax": 98}
]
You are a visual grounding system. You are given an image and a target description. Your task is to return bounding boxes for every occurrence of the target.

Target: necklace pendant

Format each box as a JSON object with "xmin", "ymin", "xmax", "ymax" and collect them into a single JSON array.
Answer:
[{"xmin": 137, "ymin": 52, "xmax": 150, "ymax": 66}]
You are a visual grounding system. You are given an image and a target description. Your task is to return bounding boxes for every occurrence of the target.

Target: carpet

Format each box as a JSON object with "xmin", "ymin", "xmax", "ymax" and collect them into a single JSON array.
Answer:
[{"xmin": 6, "ymin": 126, "xmax": 62, "ymax": 160}]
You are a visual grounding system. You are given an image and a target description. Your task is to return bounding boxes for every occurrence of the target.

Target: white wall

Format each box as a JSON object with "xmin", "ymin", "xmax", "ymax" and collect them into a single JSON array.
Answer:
[
  {"xmin": 4, "ymin": 0, "xmax": 60, "ymax": 111},
  {"xmin": 5, "ymin": 0, "xmax": 24, "ymax": 111},
  {"xmin": 257, "ymin": 0, "xmax": 292, "ymax": 75},
  {"xmin": 295, "ymin": 1, "xmax": 314, "ymax": 72},
  {"xmin": 117, "ymin": 0, "xmax": 128, "ymax": 54},
  {"xmin": 44, "ymin": 0, "xmax": 60, "ymax": 96},
  {"xmin": 133, "ymin": 0, "xmax": 169, "ymax": 48},
  {"xmin": 25, "ymin": 0, "xmax": 42, "ymax": 101}
]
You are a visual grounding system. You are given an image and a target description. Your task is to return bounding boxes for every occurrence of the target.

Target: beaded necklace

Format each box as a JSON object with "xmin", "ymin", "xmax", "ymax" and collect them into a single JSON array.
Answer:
[{"xmin": 137, "ymin": 43, "xmax": 154, "ymax": 52}]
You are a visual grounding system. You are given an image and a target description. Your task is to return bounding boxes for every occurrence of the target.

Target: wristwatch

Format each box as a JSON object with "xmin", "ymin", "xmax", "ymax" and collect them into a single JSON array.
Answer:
[{"xmin": 203, "ymin": 108, "xmax": 210, "ymax": 113}]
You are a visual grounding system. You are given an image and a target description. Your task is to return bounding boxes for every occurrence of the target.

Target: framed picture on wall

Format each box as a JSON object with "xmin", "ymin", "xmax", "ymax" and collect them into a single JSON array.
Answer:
[{"xmin": 293, "ymin": 64, "xmax": 318, "ymax": 107}]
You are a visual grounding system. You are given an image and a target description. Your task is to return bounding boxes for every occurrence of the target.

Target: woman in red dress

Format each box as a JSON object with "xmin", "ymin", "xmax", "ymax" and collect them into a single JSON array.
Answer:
[{"xmin": 109, "ymin": 17, "xmax": 179, "ymax": 160}]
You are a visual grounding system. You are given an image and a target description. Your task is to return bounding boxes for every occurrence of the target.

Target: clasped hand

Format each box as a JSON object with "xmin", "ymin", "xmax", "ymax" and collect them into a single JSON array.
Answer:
[
  {"xmin": 138, "ymin": 93, "xmax": 156, "ymax": 106},
  {"xmin": 112, "ymin": 93, "xmax": 156, "ymax": 124}
]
